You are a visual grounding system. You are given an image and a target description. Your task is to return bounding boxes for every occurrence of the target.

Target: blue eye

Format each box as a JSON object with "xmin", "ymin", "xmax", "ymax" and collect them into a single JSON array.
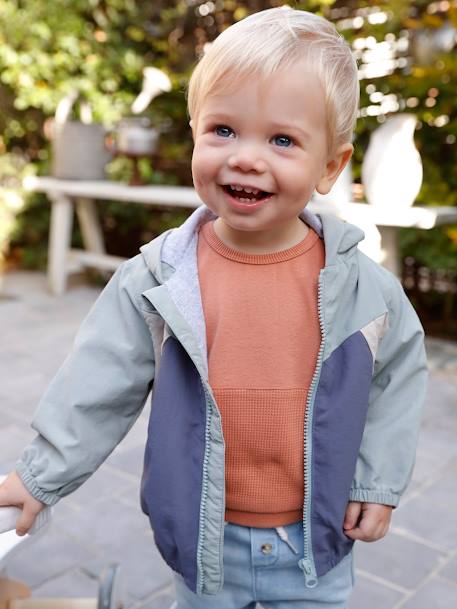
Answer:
[
  {"xmin": 215, "ymin": 125, "xmax": 233, "ymax": 138},
  {"xmin": 273, "ymin": 135, "xmax": 293, "ymax": 148}
]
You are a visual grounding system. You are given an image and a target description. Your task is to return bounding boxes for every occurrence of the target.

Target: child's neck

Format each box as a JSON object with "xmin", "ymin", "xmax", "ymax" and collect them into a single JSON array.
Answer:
[{"xmin": 213, "ymin": 217, "xmax": 309, "ymax": 255}]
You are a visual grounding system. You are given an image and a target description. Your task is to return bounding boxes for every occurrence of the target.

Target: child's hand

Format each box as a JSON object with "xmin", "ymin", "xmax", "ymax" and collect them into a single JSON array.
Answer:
[
  {"xmin": 343, "ymin": 501, "xmax": 392, "ymax": 542},
  {"xmin": 0, "ymin": 470, "xmax": 45, "ymax": 536}
]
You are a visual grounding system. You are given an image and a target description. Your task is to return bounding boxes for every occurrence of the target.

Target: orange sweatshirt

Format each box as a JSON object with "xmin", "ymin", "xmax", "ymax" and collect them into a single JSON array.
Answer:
[{"xmin": 197, "ymin": 219, "xmax": 324, "ymax": 527}]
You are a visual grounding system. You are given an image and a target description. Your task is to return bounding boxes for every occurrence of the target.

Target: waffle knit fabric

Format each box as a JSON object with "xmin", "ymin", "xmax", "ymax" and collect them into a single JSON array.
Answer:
[{"xmin": 197, "ymin": 219, "xmax": 324, "ymax": 527}]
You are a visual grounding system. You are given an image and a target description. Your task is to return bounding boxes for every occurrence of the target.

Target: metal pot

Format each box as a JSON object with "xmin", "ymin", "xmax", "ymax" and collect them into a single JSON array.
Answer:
[
  {"xmin": 50, "ymin": 90, "xmax": 112, "ymax": 180},
  {"xmin": 116, "ymin": 117, "xmax": 159, "ymax": 156}
]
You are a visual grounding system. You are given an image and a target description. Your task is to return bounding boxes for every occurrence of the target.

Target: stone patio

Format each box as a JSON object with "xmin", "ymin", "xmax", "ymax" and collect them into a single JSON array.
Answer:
[{"xmin": 1, "ymin": 270, "xmax": 456, "ymax": 609}]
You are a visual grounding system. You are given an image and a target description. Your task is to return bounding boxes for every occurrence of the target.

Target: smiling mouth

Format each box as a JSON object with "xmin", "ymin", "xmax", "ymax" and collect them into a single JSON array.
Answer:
[{"xmin": 222, "ymin": 185, "xmax": 273, "ymax": 202}]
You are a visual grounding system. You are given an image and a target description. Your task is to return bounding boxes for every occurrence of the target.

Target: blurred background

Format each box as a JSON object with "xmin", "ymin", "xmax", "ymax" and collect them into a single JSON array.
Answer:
[
  {"xmin": 0, "ymin": 0, "xmax": 456, "ymax": 335},
  {"xmin": 0, "ymin": 2, "xmax": 457, "ymax": 609}
]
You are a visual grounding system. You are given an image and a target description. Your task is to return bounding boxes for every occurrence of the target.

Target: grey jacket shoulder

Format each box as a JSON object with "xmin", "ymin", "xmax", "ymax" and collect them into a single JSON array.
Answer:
[
  {"xmin": 356, "ymin": 248, "xmax": 424, "ymax": 333},
  {"xmin": 115, "ymin": 252, "xmax": 160, "ymax": 308},
  {"xmin": 357, "ymin": 248, "xmax": 405, "ymax": 296}
]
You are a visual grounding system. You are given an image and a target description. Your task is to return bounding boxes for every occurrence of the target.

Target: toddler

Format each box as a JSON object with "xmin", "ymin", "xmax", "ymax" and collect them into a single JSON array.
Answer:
[{"xmin": 0, "ymin": 7, "xmax": 428, "ymax": 609}]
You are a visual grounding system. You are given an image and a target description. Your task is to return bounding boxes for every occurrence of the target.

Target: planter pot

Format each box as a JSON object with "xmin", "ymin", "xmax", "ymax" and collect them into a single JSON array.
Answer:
[
  {"xmin": 52, "ymin": 121, "xmax": 112, "ymax": 180},
  {"xmin": 50, "ymin": 90, "xmax": 112, "ymax": 180},
  {"xmin": 115, "ymin": 117, "xmax": 159, "ymax": 156}
]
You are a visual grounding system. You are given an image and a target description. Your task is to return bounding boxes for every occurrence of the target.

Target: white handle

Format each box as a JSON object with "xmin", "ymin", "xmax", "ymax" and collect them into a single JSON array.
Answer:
[
  {"xmin": 0, "ymin": 505, "xmax": 53, "ymax": 535},
  {"xmin": 55, "ymin": 88, "xmax": 93, "ymax": 125}
]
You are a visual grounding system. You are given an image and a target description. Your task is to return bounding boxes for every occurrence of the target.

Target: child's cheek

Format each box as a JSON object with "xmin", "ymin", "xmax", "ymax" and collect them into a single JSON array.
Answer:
[
  {"xmin": 191, "ymin": 161, "xmax": 207, "ymax": 192},
  {"xmin": 192, "ymin": 155, "xmax": 212, "ymax": 188}
]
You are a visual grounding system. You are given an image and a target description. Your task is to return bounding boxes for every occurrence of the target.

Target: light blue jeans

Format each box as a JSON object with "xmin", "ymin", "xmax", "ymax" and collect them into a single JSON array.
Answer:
[{"xmin": 173, "ymin": 521, "xmax": 356, "ymax": 608}]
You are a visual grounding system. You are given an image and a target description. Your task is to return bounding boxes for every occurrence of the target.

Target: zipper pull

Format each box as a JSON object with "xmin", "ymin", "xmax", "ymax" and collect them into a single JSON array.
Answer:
[
  {"xmin": 275, "ymin": 526, "xmax": 299, "ymax": 555},
  {"xmin": 298, "ymin": 558, "xmax": 318, "ymax": 588}
]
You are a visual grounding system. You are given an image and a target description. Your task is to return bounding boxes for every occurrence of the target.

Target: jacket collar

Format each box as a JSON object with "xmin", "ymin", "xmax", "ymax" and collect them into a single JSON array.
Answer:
[
  {"xmin": 140, "ymin": 204, "xmax": 365, "ymax": 282},
  {"xmin": 140, "ymin": 204, "xmax": 367, "ymax": 378}
]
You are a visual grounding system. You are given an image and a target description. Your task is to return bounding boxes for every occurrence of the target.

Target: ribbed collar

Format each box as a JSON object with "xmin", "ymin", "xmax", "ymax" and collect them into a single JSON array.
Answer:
[{"xmin": 200, "ymin": 220, "xmax": 319, "ymax": 265}]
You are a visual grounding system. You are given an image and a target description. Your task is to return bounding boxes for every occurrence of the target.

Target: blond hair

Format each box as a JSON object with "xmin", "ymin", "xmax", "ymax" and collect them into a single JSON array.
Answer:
[{"xmin": 186, "ymin": 6, "xmax": 359, "ymax": 157}]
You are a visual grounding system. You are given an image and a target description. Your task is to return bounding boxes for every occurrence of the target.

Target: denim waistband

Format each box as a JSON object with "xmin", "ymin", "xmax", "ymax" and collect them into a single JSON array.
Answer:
[{"xmin": 224, "ymin": 521, "xmax": 300, "ymax": 555}]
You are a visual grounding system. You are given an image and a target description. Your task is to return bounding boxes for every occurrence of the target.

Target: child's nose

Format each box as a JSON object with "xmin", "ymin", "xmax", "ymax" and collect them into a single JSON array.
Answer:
[{"xmin": 227, "ymin": 144, "xmax": 267, "ymax": 173}]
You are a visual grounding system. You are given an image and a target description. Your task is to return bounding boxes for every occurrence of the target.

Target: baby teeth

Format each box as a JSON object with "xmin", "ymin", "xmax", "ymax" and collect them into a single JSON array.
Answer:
[{"xmin": 230, "ymin": 185, "xmax": 260, "ymax": 195}]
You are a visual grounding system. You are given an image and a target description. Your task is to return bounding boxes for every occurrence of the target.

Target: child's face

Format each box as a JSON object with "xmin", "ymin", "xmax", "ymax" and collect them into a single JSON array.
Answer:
[{"xmin": 191, "ymin": 60, "xmax": 352, "ymax": 249}]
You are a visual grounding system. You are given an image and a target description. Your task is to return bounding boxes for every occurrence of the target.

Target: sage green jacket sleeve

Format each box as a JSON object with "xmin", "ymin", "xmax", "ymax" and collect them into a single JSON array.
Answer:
[
  {"xmin": 16, "ymin": 255, "xmax": 156, "ymax": 505},
  {"xmin": 350, "ymin": 276, "xmax": 428, "ymax": 507}
]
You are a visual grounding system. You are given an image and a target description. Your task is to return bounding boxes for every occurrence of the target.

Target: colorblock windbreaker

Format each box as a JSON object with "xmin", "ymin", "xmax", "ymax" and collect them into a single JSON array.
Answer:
[{"xmin": 17, "ymin": 204, "xmax": 428, "ymax": 595}]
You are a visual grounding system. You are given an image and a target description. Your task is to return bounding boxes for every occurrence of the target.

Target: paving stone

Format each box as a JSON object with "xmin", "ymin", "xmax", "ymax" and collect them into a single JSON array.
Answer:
[
  {"xmin": 51, "ymin": 497, "xmax": 82, "ymax": 523},
  {"xmin": 136, "ymin": 590, "xmax": 175, "ymax": 609},
  {"xmin": 0, "ymin": 352, "xmax": 42, "ymax": 385},
  {"xmin": 69, "ymin": 463, "xmax": 133, "ymax": 509},
  {"xmin": 106, "ymin": 444, "xmax": 146, "ymax": 479},
  {"xmin": 399, "ymin": 478, "xmax": 423, "ymax": 504},
  {"xmin": 414, "ymin": 423, "xmax": 457, "ymax": 464},
  {"xmin": 0, "ymin": 410, "xmax": 22, "ymax": 429},
  {"xmin": 401, "ymin": 575, "xmax": 457, "ymax": 609},
  {"xmin": 0, "ymin": 459, "xmax": 19, "ymax": 476},
  {"xmin": 32, "ymin": 567, "xmax": 99, "ymax": 597},
  {"xmin": 400, "ymin": 448, "xmax": 446, "ymax": 505},
  {"xmin": 353, "ymin": 532, "xmax": 443, "ymax": 589},
  {"xmin": 420, "ymin": 458, "xmax": 457, "ymax": 507},
  {"xmin": 2, "ymin": 270, "xmax": 52, "ymax": 295},
  {"xmin": 57, "ymin": 496, "xmax": 150, "ymax": 553},
  {"xmin": 422, "ymin": 377, "xmax": 457, "ymax": 433},
  {"xmin": 0, "ymin": 373, "xmax": 50, "ymax": 422},
  {"xmin": 391, "ymin": 475, "xmax": 457, "ymax": 551},
  {"xmin": 83, "ymin": 527, "xmax": 173, "ymax": 601},
  {"xmin": 0, "ymin": 423, "xmax": 35, "ymax": 464},
  {"xmin": 117, "ymin": 477, "xmax": 142, "ymax": 508},
  {"xmin": 348, "ymin": 574, "xmax": 405, "ymax": 609},
  {"xmin": 32, "ymin": 565, "xmax": 136, "ymax": 607},
  {"xmin": 5, "ymin": 524, "xmax": 96, "ymax": 588},
  {"xmin": 121, "ymin": 540, "xmax": 173, "ymax": 601},
  {"xmin": 439, "ymin": 552, "xmax": 457, "ymax": 584},
  {"xmin": 410, "ymin": 448, "xmax": 448, "ymax": 486},
  {"xmin": 127, "ymin": 552, "xmax": 171, "ymax": 601},
  {"xmin": 425, "ymin": 338, "xmax": 457, "ymax": 372}
]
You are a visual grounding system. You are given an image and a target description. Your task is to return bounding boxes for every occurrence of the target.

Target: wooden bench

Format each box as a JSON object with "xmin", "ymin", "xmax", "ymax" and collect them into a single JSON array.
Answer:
[{"xmin": 23, "ymin": 176, "xmax": 457, "ymax": 294}]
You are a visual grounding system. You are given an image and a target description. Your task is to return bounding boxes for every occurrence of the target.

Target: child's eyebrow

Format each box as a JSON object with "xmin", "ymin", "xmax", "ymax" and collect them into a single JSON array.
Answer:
[{"xmin": 200, "ymin": 113, "xmax": 233, "ymax": 124}]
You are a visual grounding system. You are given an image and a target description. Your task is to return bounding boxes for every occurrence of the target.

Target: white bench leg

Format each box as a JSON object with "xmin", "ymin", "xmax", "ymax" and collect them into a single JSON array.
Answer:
[
  {"xmin": 75, "ymin": 198, "xmax": 106, "ymax": 256},
  {"xmin": 378, "ymin": 226, "xmax": 400, "ymax": 277},
  {"xmin": 47, "ymin": 192, "xmax": 73, "ymax": 295}
]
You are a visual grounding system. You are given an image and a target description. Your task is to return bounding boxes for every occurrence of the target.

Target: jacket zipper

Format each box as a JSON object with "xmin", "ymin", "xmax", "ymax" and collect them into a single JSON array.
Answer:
[
  {"xmin": 196, "ymin": 384, "xmax": 214, "ymax": 594},
  {"xmin": 298, "ymin": 269, "xmax": 326, "ymax": 588},
  {"xmin": 194, "ymin": 269, "xmax": 326, "ymax": 592}
]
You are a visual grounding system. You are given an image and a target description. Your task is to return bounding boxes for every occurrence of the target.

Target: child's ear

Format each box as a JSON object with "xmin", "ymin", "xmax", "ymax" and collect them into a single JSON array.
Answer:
[
  {"xmin": 189, "ymin": 119, "xmax": 195, "ymax": 141},
  {"xmin": 316, "ymin": 143, "xmax": 353, "ymax": 195}
]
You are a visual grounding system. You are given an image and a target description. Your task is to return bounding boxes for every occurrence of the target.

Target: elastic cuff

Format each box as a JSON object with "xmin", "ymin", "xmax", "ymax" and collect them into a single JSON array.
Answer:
[
  {"xmin": 349, "ymin": 488, "xmax": 399, "ymax": 507},
  {"xmin": 15, "ymin": 461, "xmax": 61, "ymax": 506}
]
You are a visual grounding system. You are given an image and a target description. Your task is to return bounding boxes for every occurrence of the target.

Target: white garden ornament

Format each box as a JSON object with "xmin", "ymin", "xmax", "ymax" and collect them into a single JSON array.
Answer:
[
  {"xmin": 362, "ymin": 113, "xmax": 423, "ymax": 209},
  {"xmin": 131, "ymin": 67, "xmax": 172, "ymax": 114}
]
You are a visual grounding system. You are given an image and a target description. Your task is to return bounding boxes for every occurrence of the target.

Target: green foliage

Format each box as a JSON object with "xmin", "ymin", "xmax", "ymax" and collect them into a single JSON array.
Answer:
[
  {"xmin": 399, "ymin": 225, "xmax": 457, "ymax": 272},
  {"xmin": 0, "ymin": 0, "xmax": 456, "ymax": 275}
]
